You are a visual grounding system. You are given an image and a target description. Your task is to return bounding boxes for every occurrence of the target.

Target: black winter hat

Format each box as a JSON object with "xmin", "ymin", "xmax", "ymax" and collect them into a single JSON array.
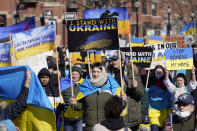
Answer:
[{"xmin": 38, "ymin": 68, "xmax": 51, "ymax": 79}]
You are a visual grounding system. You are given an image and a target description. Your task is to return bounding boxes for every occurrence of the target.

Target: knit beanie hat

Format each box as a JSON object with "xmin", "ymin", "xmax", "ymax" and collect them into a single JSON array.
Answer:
[
  {"xmin": 38, "ymin": 68, "xmax": 51, "ymax": 79},
  {"xmin": 72, "ymin": 66, "xmax": 83, "ymax": 78}
]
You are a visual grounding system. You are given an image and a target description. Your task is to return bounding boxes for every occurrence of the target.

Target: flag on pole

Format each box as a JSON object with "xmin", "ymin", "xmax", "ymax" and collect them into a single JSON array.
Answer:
[
  {"xmin": 148, "ymin": 35, "xmax": 164, "ymax": 45},
  {"xmin": 0, "ymin": 42, "xmax": 11, "ymax": 67},
  {"xmin": 130, "ymin": 38, "xmax": 144, "ymax": 47},
  {"xmin": 12, "ymin": 24, "xmax": 56, "ymax": 60},
  {"xmin": 0, "ymin": 16, "xmax": 36, "ymax": 42},
  {"xmin": 83, "ymin": 7, "xmax": 130, "ymax": 34},
  {"xmin": 180, "ymin": 21, "xmax": 195, "ymax": 35}
]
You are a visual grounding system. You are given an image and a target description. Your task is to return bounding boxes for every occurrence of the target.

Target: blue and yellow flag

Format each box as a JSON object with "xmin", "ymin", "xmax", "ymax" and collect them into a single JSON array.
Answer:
[
  {"xmin": 160, "ymin": 30, "xmax": 166, "ymax": 37},
  {"xmin": 130, "ymin": 38, "xmax": 144, "ymax": 47},
  {"xmin": 0, "ymin": 42, "xmax": 11, "ymax": 67},
  {"xmin": 0, "ymin": 16, "xmax": 36, "ymax": 42},
  {"xmin": 148, "ymin": 35, "xmax": 164, "ymax": 45},
  {"xmin": 180, "ymin": 21, "xmax": 195, "ymax": 35},
  {"xmin": 76, "ymin": 74, "xmax": 122, "ymax": 100},
  {"xmin": 84, "ymin": 7, "xmax": 130, "ymax": 34},
  {"xmin": 0, "ymin": 65, "xmax": 56, "ymax": 131},
  {"xmin": 147, "ymin": 86, "xmax": 171, "ymax": 127},
  {"xmin": 12, "ymin": 24, "xmax": 56, "ymax": 60}
]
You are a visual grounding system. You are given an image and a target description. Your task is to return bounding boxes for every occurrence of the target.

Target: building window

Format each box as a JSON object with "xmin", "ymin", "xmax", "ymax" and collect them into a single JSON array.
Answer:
[
  {"xmin": 131, "ymin": 24, "xmax": 140, "ymax": 37},
  {"xmin": 143, "ymin": 22, "xmax": 152, "ymax": 36},
  {"xmin": 151, "ymin": 3, "xmax": 157, "ymax": 16},
  {"xmin": 142, "ymin": 0, "xmax": 147, "ymax": 14},
  {"xmin": 131, "ymin": 1, "xmax": 136, "ymax": 13},
  {"xmin": 0, "ymin": 15, "xmax": 6, "ymax": 27}
]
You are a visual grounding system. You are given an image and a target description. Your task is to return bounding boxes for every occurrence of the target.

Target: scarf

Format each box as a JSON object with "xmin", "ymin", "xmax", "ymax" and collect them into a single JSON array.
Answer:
[
  {"xmin": 89, "ymin": 66, "xmax": 108, "ymax": 87},
  {"xmin": 100, "ymin": 119, "xmax": 126, "ymax": 130}
]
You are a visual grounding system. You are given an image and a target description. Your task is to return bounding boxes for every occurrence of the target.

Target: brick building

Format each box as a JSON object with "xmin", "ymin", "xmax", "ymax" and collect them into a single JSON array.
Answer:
[{"xmin": 0, "ymin": 0, "xmax": 196, "ymax": 46}]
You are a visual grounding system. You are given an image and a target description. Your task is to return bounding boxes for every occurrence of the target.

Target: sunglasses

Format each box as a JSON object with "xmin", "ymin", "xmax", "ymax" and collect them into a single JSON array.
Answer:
[{"xmin": 177, "ymin": 102, "xmax": 190, "ymax": 107}]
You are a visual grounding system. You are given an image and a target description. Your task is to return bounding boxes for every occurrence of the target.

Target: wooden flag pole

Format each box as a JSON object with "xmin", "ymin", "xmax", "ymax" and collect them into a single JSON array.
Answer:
[
  {"xmin": 118, "ymin": 50, "xmax": 124, "ymax": 92},
  {"xmin": 129, "ymin": 34, "xmax": 135, "ymax": 80},
  {"xmin": 10, "ymin": 33, "xmax": 16, "ymax": 66},
  {"xmin": 145, "ymin": 68, "xmax": 151, "ymax": 89},
  {"xmin": 55, "ymin": 46, "xmax": 63, "ymax": 103},
  {"xmin": 87, "ymin": 51, "xmax": 91, "ymax": 75},
  {"xmin": 69, "ymin": 52, "xmax": 74, "ymax": 97}
]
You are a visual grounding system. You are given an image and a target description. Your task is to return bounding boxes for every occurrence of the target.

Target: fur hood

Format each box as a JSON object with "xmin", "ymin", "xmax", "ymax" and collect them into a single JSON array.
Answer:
[{"xmin": 126, "ymin": 62, "xmax": 139, "ymax": 75}]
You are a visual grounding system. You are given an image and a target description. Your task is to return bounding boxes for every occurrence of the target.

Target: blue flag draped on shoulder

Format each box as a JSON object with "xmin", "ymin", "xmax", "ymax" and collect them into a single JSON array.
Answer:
[
  {"xmin": 0, "ymin": 16, "xmax": 36, "ymax": 42},
  {"xmin": 0, "ymin": 65, "xmax": 56, "ymax": 131},
  {"xmin": 180, "ymin": 21, "xmax": 195, "ymax": 35},
  {"xmin": 0, "ymin": 42, "xmax": 11, "ymax": 67},
  {"xmin": 12, "ymin": 24, "xmax": 56, "ymax": 60},
  {"xmin": 76, "ymin": 74, "xmax": 121, "ymax": 100}
]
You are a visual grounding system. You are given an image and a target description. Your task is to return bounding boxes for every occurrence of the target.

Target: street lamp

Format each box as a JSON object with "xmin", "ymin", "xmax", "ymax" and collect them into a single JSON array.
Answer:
[
  {"xmin": 191, "ymin": 12, "xmax": 195, "ymax": 21},
  {"xmin": 134, "ymin": 1, "xmax": 140, "ymax": 37},
  {"xmin": 167, "ymin": 6, "xmax": 171, "ymax": 36}
]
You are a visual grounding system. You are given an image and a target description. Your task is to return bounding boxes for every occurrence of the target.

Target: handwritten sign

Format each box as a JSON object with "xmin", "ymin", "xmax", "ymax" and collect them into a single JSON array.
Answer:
[
  {"xmin": 165, "ymin": 48, "xmax": 193, "ymax": 70},
  {"xmin": 145, "ymin": 42, "xmax": 177, "ymax": 69}
]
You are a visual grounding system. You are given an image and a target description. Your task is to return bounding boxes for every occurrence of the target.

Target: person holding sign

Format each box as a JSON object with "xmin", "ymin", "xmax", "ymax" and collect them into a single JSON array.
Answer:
[
  {"xmin": 69, "ymin": 62, "xmax": 127, "ymax": 131},
  {"xmin": 61, "ymin": 66, "xmax": 84, "ymax": 131},
  {"xmin": 164, "ymin": 66, "xmax": 197, "ymax": 107},
  {"xmin": 109, "ymin": 51, "xmax": 144, "ymax": 131}
]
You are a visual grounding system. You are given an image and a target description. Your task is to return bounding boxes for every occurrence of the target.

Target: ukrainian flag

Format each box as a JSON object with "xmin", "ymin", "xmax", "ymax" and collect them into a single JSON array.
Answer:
[
  {"xmin": 84, "ymin": 7, "xmax": 130, "ymax": 34},
  {"xmin": 0, "ymin": 16, "xmax": 36, "ymax": 42},
  {"xmin": 130, "ymin": 38, "xmax": 144, "ymax": 47},
  {"xmin": 180, "ymin": 21, "xmax": 195, "ymax": 35},
  {"xmin": 12, "ymin": 24, "xmax": 56, "ymax": 60},
  {"xmin": 0, "ymin": 42, "xmax": 11, "ymax": 67},
  {"xmin": 147, "ymin": 86, "xmax": 172, "ymax": 127},
  {"xmin": 76, "ymin": 74, "xmax": 122, "ymax": 100},
  {"xmin": 0, "ymin": 65, "xmax": 56, "ymax": 131},
  {"xmin": 148, "ymin": 36, "xmax": 164, "ymax": 45},
  {"xmin": 160, "ymin": 30, "xmax": 166, "ymax": 37}
]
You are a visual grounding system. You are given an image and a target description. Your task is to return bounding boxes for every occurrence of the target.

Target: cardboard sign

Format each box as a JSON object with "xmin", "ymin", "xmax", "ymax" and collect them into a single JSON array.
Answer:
[
  {"xmin": 67, "ymin": 18, "xmax": 119, "ymax": 52},
  {"xmin": 165, "ymin": 48, "xmax": 193, "ymax": 70},
  {"xmin": 164, "ymin": 36, "xmax": 185, "ymax": 48},
  {"xmin": 121, "ymin": 47, "xmax": 153, "ymax": 68},
  {"xmin": 145, "ymin": 42, "xmax": 177, "ymax": 69}
]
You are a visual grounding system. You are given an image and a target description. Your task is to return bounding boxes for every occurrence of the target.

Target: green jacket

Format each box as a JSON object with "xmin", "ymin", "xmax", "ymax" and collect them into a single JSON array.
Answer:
[
  {"xmin": 123, "ymin": 65, "xmax": 145, "ymax": 128},
  {"xmin": 173, "ymin": 113, "xmax": 196, "ymax": 131},
  {"xmin": 61, "ymin": 83, "xmax": 82, "ymax": 120},
  {"xmin": 75, "ymin": 91, "xmax": 114, "ymax": 131}
]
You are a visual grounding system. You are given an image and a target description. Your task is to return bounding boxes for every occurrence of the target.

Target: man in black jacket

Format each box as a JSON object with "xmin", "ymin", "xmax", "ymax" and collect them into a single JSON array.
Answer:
[{"xmin": 0, "ymin": 70, "xmax": 31, "ymax": 121}]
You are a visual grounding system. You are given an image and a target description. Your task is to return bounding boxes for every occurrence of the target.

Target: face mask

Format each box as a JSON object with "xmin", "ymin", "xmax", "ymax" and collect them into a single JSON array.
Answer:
[
  {"xmin": 176, "ymin": 110, "xmax": 191, "ymax": 118},
  {"xmin": 177, "ymin": 83, "xmax": 185, "ymax": 87},
  {"xmin": 155, "ymin": 73, "xmax": 162, "ymax": 79}
]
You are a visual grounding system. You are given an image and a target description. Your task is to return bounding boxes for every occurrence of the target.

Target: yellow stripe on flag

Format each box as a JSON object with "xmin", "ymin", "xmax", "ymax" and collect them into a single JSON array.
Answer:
[
  {"xmin": 0, "ymin": 63, "xmax": 11, "ymax": 67},
  {"xmin": 15, "ymin": 42, "xmax": 55, "ymax": 60},
  {"xmin": 118, "ymin": 20, "xmax": 130, "ymax": 34},
  {"xmin": 13, "ymin": 105, "xmax": 56, "ymax": 131}
]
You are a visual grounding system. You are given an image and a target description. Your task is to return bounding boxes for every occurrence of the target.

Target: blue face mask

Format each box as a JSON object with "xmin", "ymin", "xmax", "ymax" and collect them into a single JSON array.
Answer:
[{"xmin": 155, "ymin": 73, "xmax": 162, "ymax": 79}]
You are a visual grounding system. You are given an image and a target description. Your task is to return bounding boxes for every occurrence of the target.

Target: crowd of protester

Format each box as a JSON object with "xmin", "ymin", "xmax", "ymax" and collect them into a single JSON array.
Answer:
[{"xmin": 1, "ymin": 45, "xmax": 197, "ymax": 131}]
